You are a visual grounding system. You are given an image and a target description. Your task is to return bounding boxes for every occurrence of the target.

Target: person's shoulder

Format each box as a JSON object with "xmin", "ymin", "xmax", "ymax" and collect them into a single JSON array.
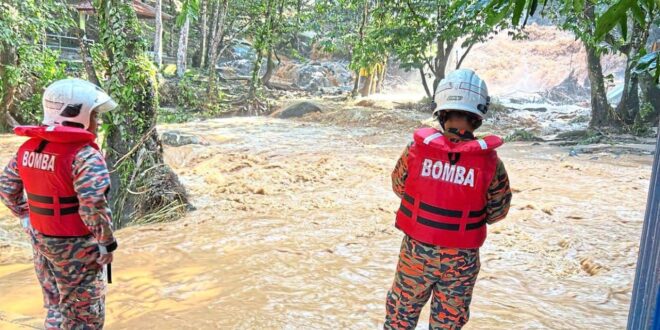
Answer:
[
  {"xmin": 74, "ymin": 145, "xmax": 107, "ymax": 170},
  {"xmin": 76, "ymin": 145, "xmax": 102, "ymax": 158},
  {"xmin": 494, "ymin": 157, "xmax": 508, "ymax": 173}
]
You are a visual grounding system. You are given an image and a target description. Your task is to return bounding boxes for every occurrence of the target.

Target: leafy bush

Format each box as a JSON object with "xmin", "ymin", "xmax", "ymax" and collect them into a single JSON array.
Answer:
[
  {"xmin": 12, "ymin": 47, "xmax": 67, "ymax": 125},
  {"xmin": 162, "ymin": 64, "xmax": 177, "ymax": 78}
]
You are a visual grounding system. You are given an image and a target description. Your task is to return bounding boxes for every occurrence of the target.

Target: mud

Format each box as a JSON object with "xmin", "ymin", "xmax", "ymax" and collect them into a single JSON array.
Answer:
[{"xmin": 0, "ymin": 109, "xmax": 651, "ymax": 329}]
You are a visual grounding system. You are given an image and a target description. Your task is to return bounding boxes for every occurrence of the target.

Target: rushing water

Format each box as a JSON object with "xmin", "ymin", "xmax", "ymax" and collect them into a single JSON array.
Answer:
[{"xmin": 0, "ymin": 117, "xmax": 651, "ymax": 329}]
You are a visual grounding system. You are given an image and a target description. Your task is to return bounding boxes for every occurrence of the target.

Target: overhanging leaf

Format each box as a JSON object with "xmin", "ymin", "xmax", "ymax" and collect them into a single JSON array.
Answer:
[
  {"xmin": 512, "ymin": 0, "xmax": 526, "ymax": 26},
  {"xmin": 487, "ymin": 2, "xmax": 512, "ymax": 26},
  {"xmin": 573, "ymin": 0, "xmax": 584, "ymax": 15},
  {"xmin": 630, "ymin": 1, "xmax": 646, "ymax": 26},
  {"xmin": 595, "ymin": 0, "xmax": 633, "ymax": 39},
  {"xmin": 619, "ymin": 15, "xmax": 627, "ymax": 40},
  {"xmin": 529, "ymin": 0, "xmax": 539, "ymax": 16}
]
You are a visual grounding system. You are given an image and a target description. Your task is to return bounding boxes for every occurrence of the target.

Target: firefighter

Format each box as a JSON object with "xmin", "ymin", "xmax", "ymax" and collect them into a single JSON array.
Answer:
[
  {"xmin": 0, "ymin": 78, "xmax": 118, "ymax": 329},
  {"xmin": 384, "ymin": 69, "xmax": 512, "ymax": 330}
]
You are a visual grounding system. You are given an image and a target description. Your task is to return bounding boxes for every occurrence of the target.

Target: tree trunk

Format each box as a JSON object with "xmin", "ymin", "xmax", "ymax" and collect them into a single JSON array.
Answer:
[
  {"xmin": 294, "ymin": 0, "xmax": 302, "ymax": 51},
  {"xmin": 351, "ymin": 69, "xmax": 360, "ymax": 96},
  {"xmin": 262, "ymin": 49, "xmax": 275, "ymax": 87},
  {"xmin": 351, "ymin": 0, "xmax": 369, "ymax": 97},
  {"xmin": 154, "ymin": 0, "xmax": 163, "ymax": 68},
  {"xmin": 432, "ymin": 39, "xmax": 452, "ymax": 95},
  {"xmin": 249, "ymin": 0, "xmax": 274, "ymax": 98},
  {"xmin": 359, "ymin": 71, "xmax": 373, "ymax": 97},
  {"xmin": 420, "ymin": 67, "xmax": 432, "ymax": 99},
  {"xmin": 262, "ymin": 0, "xmax": 283, "ymax": 88},
  {"xmin": 640, "ymin": 72, "xmax": 660, "ymax": 124},
  {"xmin": 199, "ymin": 0, "xmax": 208, "ymax": 68},
  {"xmin": 176, "ymin": 16, "xmax": 190, "ymax": 78},
  {"xmin": 616, "ymin": 20, "xmax": 650, "ymax": 125},
  {"xmin": 585, "ymin": 43, "xmax": 614, "ymax": 128},
  {"xmin": 456, "ymin": 43, "xmax": 474, "ymax": 70},
  {"xmin": 95, "ymin": 0, "xmax": 189, "ymax": 228},
  {"xmin": 376, "ymin": 60, "xmax": 387, "ymax": 93},
  {"xmin": 74, "ymin": 27, "xmax": 100, "ymax": 86},
  {"xmin": 207, "ymin": 0, "xmax": 229, "ymax": 99},
  {"xmin": 248, "ymin": 51, "xmax": 263, "ymax": 99},
  {"xmin": 207, "ymin": 0, "xmax": 221, "ymax": 69},
  {"xmin": 617, "ymin": 63, "xmax": 641, "ymax": 124},
  {"xmin": 168, "ymin": 0, "xmax": 175, "ymax": 56}
]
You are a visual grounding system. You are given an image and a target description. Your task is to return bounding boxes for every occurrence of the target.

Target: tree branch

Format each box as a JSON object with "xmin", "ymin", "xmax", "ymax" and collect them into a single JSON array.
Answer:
[{"xmin": 456, "ymin": 42, "xmax": 475, "ymax": 69}]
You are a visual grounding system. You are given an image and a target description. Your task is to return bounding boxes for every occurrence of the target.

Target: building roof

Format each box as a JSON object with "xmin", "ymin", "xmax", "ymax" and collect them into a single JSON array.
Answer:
[{"xmin": 72, "ymin": 1, "xmax": 173, "ymax": 20}]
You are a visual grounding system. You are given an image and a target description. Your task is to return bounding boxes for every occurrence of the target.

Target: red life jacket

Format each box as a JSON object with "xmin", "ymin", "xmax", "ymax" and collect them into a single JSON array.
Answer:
[
  {"xmin": 395, "ymin": 127, "xmax": 503, "ymax": 248},
  {"xmin": 15, "ymin": 126, "xmax": 99, "ymax": 237}
]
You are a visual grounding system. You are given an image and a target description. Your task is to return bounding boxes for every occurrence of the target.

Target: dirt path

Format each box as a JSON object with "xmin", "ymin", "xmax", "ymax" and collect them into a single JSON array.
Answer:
[{"xmin": 0, "ymin": 115, "xmax": 651, "ymax": 329}]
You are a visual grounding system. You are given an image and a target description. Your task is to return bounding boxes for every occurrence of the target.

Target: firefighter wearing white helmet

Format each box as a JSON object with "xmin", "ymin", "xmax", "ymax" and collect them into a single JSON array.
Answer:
[
  {"xmin": 0, "ymin": 78, "xmax": 118, "ymax": 328},
  {"xmin": 433, "ymin": 68, "xmax": 491, "ymax": 131},
  {"xmin": 42, "ymin": 78, "xmax": 118, "ymax": 130},
  {"xmin": 385, "ymin": 69, "xmax": 512, "ymax": 329}
]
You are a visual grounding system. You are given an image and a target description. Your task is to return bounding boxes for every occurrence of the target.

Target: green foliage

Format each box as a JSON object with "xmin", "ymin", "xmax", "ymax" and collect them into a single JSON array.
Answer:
[
  {"xmin": 162, "ymin": 64, "xmax": 177, "ymax": 78},
  {"xmin": 312, "ymin": 0, "xmax": 370, "ymax": 59},
  {"xmin": 14, "ymin": 48, "xmax": 67, "ymax": 124},
  {"xmin": 158, "ymin": 107, "xmax": 192, "ymax": 123},
  {"xmin": 505, "ymin": 129, "xmax": 543, "ymax": 142},
  {"xmin": 177, "ymin": 0, "xmax": 200, "ymax": 27},
  {"xmin": 638, "ymin": 101, "xmax": 657, "ymax": 122},
  {"xmin": 96, "ymin": 1, "xmax": 156, "ymax": 139},
  {"xmin": 176, "ymin": 72, "xmax": 203, "ymax": 109},
  {"xmin": 0, "ymin": 1, "xmax": 71, "ymax": 46},
  {"xmin": 635, "ymin": 51, "xmax": 659, "ymax": 81},
  {"xmin": 0, "ymin": 1, "xmax": 71, "ymax": 127}
]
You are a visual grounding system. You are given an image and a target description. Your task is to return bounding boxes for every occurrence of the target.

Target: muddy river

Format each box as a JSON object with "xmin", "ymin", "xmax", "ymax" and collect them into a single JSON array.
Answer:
[{"xmin": 0, "ymin": 115, "xmax": 652, "ymax": 329}]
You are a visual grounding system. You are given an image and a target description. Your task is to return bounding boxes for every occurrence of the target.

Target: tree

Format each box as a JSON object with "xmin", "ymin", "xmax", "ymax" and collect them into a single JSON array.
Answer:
[
  {"xmin": 206, "ymin": 0, "xmax": 229, "ymax": 99},
  {"xmin": 370, "ymin": 0, "xmax": 509, "ymax": 98},
  {"xmin": 176, "ymin": 0, "xmax": 199, "ymax": 78},
  {"xmin": 546, "ymin": 0, "xmax": 617, "ymax": 127},
  {"xmin": 199, "ymin": 0, "xmax": 208, "ymax": 68},
  {"xmin": 94, "ymin": 0, "xmax": 189, "ymax": 228},
  {"xmin": 487, "ymin": 0, "xmax": 658, "ymax": 129},
  {"xmin": 154, "ymin": 0, "xmax": 164, "ymax": 68}
]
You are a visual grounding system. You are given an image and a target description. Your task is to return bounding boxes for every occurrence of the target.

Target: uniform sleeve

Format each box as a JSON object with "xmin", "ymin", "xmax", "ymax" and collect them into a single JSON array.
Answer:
[
  {"xmin": 391, "ymin": 142, "xmax": 413, "ymax": 198},
  {"xmin": 72, "ymin": 146, "xmax": 116, "ymax": 247},
  {"xmin": 486, "ymin": 158, "xmax": 512, "ymax": 225},
  {"xmin": 0, "ymin": 155, "xmax": 29, "ymax": 219}
]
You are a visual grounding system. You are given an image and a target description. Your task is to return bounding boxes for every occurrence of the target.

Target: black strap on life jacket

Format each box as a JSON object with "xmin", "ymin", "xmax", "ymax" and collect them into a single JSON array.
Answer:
[
  {"xmin": 34, "ymin": 140, "xmax": 49, "ymax": 153},
  {"xmin": 27, "ymin": 192, "xmax": 80, "ymax": 216},
  {"xmin": 399, "ymin": 193, "xmax": 486, "ymax": 231}
]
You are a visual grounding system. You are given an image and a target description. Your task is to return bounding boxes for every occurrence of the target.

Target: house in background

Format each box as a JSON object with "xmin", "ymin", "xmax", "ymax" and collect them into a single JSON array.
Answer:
[{"xmin": 47, "ymin": 1, "xmax": 174, "ymax": 62}]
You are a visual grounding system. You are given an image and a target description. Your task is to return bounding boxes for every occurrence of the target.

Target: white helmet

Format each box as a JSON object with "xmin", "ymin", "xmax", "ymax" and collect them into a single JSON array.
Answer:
[
  {"xmin": 42, "ymin": 78, "xmax": 117, "ymax": 129},
  {"xmin": 433, "ymin": 69, "xmax": 490, "ymax": 120}
]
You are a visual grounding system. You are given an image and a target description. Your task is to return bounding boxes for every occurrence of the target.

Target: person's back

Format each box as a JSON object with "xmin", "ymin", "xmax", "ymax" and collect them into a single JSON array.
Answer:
[
  {"xmin": 384, "ymin": 69, "xmax": 512, "ymax": 330},
  {"xmin": 0, "ymin": 78, "xmax": 118, "ymax": 329}
]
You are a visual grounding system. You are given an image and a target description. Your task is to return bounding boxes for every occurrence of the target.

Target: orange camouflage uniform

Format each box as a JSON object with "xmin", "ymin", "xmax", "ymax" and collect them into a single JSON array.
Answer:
[
  {"xmin": 0, "ymin": 146, "xmax": 115, "ymax": 329},
  {"xmin": 385, "ymin": 137, "xmax": 512, "ymax": 330}
]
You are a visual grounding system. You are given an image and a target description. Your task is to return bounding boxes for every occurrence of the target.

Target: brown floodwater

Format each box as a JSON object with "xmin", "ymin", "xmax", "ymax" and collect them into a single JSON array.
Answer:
[{"xmin": 0, "ymin": 116, "xmax": 651, "ymax": 329}]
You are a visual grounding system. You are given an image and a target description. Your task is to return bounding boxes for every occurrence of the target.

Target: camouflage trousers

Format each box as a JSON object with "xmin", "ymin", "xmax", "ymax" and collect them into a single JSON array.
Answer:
[
  {"xmin": 384, "ymin": 235, "xmax": 480, "ymax": 330},
  {"xmin": 29, "ymin": 229, "xmax": 106, "ymax": 330}
]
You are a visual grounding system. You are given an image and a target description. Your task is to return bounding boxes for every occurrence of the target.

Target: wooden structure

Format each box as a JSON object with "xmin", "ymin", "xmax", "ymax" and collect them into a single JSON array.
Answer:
[{"xmin": 72, "ymin": 1, "xmax": 173, "ymax": 20}]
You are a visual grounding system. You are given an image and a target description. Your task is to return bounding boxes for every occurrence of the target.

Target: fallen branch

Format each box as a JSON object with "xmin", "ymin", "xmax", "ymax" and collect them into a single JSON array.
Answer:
[{"xmin": 110, "ymin": 125, "xmax": 157, "ymax": 172}]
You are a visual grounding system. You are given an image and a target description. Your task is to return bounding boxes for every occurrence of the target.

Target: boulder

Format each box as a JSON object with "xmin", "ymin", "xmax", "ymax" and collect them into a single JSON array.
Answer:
[
  {"xmin": 161, "ymin": 131, "xmax": 208, "ymax": 146},
  {"xmin": 272, "ymin": 101, "xmax": 322, "ymax": 119}
]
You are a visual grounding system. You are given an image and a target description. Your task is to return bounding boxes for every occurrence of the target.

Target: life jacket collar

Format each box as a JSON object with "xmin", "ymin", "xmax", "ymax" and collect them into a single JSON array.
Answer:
[
  {"xmin": 413, "ymin": 127, "xmax": 503, "ymax": 154},
  {"xmin": 14, "ymin": 125, "xmax": 95, "ymax": 144}
]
